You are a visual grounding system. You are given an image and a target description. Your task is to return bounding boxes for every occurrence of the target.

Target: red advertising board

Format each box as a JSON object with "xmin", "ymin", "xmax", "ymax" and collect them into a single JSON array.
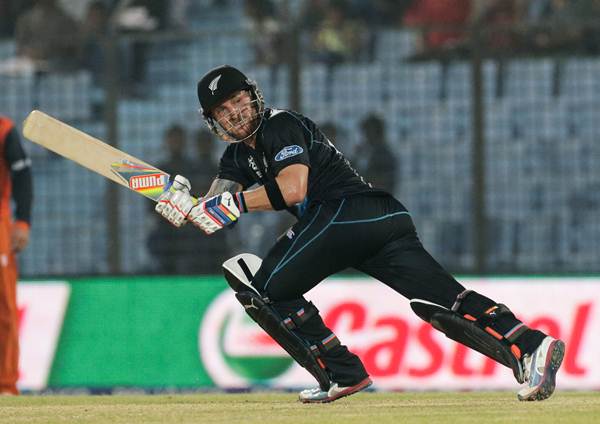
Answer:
[{"xmin": 200, "ymin": 278, "xmax": 600, "ymax": 390}]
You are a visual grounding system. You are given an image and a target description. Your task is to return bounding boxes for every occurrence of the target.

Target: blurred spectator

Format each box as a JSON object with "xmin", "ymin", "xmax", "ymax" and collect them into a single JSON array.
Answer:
[
  {"xmin": 471, "ymin": 0, "xmax": 520, "ymax": 53},
  {"xmin": 58, "ymin": 0, "xmax": 100, "ymax": 21},
  {"xmin": 404, "ymin": 0, "xmax": 472, "ymax": 58},
  {"xmin": 14, "ymin": 0, "xmax": 81, "ymax": 71},
  {"xmin": 169, "ymin": 0, "xmax": 191, "ymax": 29},
  {"xmin": 522, "ymin": 0, "xmax": 600, "ymax": 54},
  {"xmin": 320, "ymin": 121, "xmax": 359, "ymax": 172},
  {"xmin": 578, "ymin": 0, "xmax": 600, "ymax": 54},
  {"xmin": 80, "ymin": 0, "xmax": 110, "ymax": 84},
  {"xmin": 349, "ymin": 0, "xmax": 413, "ymax": 28},
  {"xmin": 114, "ymin": 0, "xmax": 168, "ymax": 94},
  {"xmin": 0, "ymin": 0, "xmax": 34, "ymax": 38},
  {"xmin": 524, "ymin": 0, "xmax": 552, "ymax": 22},
  {"xmin": 192, "ymin": 128, "xmax": 232, "ymax": 270},
  {"xmin": 115, "ymin": 0, "xmax": 167, "ymax": 31},
  {"xmin": 0, "ymin": 0, "xmax": 14, "ymax": 38},
  {"xmin": 243, "ymin": 0, "xmax": 285, "ymax": 67},
  {"xmin": 340, "ymin": 1, "xmax": 413, "ymax": 63},
  {"xmin": 193, "ymin": 128, "xmax": 221, "ymax": 192},
  {"xmin": 319, "ymin": 121, "xmax": 339, "ymax": 145},
  {"xmin": 298, "ymin": 0, "xmax": 329, "ymax": 32},
  {"xmin": 309, "ymin": 0, "xmax": 368, "ymax": 65},
  {"xmin": 155, "ymin": 124, "xmax": 198, "ymax": 184},
  {"xmin": 146, "ymin": 125, "xmax": 224, "ymax": 274},
  {"xmin": 355, "ymin": 114, "xmax": 397, "ymax": 194},
  {"xmin": 146, "ymin": 126, "xmax": 234, "ymax": 274},
  {"xmin": 318, "ymin": 121, "xmax": 351, "ymax": 156}
]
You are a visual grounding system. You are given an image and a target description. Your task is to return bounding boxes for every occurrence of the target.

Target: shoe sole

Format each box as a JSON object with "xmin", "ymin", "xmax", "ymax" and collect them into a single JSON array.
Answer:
[
  {"xmin": 300, "ymin": 377, "xmax": 373, "ymax": 404},
  {"xmin": 518, "ymin": 339, "xmax": 565, "ymax": 401}
]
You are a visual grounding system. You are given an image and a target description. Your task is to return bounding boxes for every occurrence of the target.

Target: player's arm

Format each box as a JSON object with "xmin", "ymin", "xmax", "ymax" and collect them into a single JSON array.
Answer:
[
  {"xmin": 195, "ymin": 162, "xmax": 307, "ymax": 217},
  {"xmin": 155, "ymin": 146, "xmax": 249, "ymax": 233},
  {"xmin": 241, "ymin": 164, "xmax": 308, "ymax": 211},
  {"xmin": 184, "ymin": 165, "xmax": 306, "ymax": 233},
  {"xmin": 155, "ymin": 165, "xmax": 307, "ymax": 234},
  {"xmin": 184, "ymin": 119, "xmax": 310, "ymax": 230},
  {"xmin": 6, "ymin": 127, "xmax": 33, "ymax": 252},
  {"xmin": 240, "ymin": 115, "xmax": 311, "ymax": 213},
  {"xmin": 155, "ymin": 176, "xmax": 246, "ymax": 233},
  {"xmin": 205, "ymin": 178, "xmax": 243, "ymax": 198},
  {"xmin": 156, "ymin": 126, "xmax": 309, "ymax": 233}
]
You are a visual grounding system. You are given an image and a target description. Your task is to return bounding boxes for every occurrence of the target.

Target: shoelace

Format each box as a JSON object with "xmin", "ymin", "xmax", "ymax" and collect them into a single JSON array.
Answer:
[{"xmin": 302, "ymin": 387, "xmax": 323, "ymax": 395}]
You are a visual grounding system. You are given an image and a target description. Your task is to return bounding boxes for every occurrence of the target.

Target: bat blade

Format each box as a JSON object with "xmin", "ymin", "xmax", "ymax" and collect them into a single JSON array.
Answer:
[{"xmin": 22, "ymin": 110, "xmax": 170, "ymax": 201}]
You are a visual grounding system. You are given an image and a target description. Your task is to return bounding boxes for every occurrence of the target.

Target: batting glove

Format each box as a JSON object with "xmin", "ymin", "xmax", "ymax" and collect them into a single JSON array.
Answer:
[
  {"xmin": 188, "ymin": 192, "xmax": 242, "ymax": 234},
  {"xmin": 155, "ymin": 175, "xmax": 198, "ymax": 227}
]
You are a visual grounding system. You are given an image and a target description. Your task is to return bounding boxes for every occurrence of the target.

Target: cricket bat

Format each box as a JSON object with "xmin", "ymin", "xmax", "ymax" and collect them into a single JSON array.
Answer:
[{"xmin": 22, "ymin": 110, "xmax": 170, "ymax": 201}]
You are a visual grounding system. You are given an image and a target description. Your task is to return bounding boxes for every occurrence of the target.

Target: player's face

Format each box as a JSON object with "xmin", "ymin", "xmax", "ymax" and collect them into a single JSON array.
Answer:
[{"xmin": 212, "ymin": 90, "xmax": 260, "ymax": 140}]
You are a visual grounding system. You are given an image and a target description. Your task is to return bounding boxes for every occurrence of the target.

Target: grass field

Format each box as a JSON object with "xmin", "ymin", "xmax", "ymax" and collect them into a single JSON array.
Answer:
[{"xmin": 1, "ymin": 391, "xmax": 599, "ymax": 424}]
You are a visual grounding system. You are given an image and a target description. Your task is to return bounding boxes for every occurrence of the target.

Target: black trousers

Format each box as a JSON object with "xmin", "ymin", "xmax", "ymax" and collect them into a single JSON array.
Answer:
[
  {"xmin": 255, "ymin": 193, "xmax": 465, "ymax": 305},
  {"xmin": 251, "ymin": 193, "xmax": 468, "ymax": 386}
]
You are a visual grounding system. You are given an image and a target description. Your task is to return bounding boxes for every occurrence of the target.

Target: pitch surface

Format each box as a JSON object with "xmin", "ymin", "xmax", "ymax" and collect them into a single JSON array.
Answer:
[{"xmin": 1, "ymin": 391, "xmax": 598, "ymax": 423}]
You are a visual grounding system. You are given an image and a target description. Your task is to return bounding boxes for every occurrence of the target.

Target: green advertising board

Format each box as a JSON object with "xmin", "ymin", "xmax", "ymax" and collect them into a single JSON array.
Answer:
[{"xmin": 48, "ymin": 276, "xmax": 227, "ymax": 388}]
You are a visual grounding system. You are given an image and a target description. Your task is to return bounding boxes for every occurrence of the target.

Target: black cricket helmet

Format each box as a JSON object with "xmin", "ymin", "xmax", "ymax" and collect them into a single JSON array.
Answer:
[{"xmin": 197, "ymin": 65, "xmax": 264, "ymax": 143}]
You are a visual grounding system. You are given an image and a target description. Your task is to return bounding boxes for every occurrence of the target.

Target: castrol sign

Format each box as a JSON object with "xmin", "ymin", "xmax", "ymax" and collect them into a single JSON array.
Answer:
[{"xmin": 199, "ymin": 278, "xmax": 600, "ymax": 390}]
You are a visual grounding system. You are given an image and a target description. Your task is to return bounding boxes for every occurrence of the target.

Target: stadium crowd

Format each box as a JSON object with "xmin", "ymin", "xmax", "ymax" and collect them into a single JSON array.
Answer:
[{"xmin": 1, "ymin": 0, "xmax": 600, "ymax": 75}]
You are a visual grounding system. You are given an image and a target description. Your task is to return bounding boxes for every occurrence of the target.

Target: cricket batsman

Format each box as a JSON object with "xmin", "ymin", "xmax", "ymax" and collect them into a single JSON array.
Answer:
[{"xmin": 154, "ymin": 65, "xmax": 564, "ymax": 403}]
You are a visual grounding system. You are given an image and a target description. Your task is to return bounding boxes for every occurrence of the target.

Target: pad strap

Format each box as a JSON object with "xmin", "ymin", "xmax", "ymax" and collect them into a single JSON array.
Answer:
[
  {"xmin": 282, "ymin": 301, "xmax": 319, "ymax": 330},
  {"xmin": 451, "ymin": 290, "xmax": 526, "ymax": 359},
  {"xmin": 503, "ymin": 322, "xmax": 529, "ymax": 343},
  {"xmin": 264, "ymin": 180, "xmax": 287, "ymax": 210},
  {"xmin": 320, "ymin": 333, "xmax": 341, "ymax": 351},
  {"xmin": 281, "ymin": 303, "xmax": 340, "ymax": 351},
  {"xmin": 235, "ymin": 291, "xmax": 331, "ymax": 390},
  {"xmin": 451, "ymin": 289, "xmax": 473, "ymax": 312}
]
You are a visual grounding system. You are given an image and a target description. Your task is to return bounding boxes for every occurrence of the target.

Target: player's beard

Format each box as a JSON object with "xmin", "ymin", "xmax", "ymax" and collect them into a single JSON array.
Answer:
[{"xmin": 220, "ymin": 101, "xmax": 261, "ymax": 141}]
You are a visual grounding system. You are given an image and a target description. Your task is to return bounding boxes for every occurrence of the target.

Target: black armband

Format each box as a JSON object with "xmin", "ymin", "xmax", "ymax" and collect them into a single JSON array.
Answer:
[{"xmin": 264, "ymin": 180, "xmax": 287, "ymax": 211}]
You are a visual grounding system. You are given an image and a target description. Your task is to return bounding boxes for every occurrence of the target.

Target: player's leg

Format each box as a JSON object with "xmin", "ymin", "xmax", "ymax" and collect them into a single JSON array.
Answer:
[
  {"xmin": 257, "ymin": 199, "xmax": 377, "ymax": 387},
  {"xmin": 0, "ymin": 220, "xmax": 19, "ymax": 395},
  {"xmin": 226, "ymin": 199, "xmax": 372, "ymax": 403},
  {"xmin": 356, "ymin": 206, "xmax": 564, "ymax": 400},
  {"xmin": 271, "ymin": 298, "xmax": 372, "ymax": 403}
]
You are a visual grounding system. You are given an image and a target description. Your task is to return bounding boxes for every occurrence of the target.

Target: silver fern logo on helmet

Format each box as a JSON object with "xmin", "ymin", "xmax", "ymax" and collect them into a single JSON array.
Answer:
[{"xmin": 208, "ymin": 75, "xmax": 222, "ymax": 95}]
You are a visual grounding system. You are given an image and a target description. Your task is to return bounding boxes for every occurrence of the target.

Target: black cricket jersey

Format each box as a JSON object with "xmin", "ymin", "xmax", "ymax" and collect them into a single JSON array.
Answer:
[{"xmin": 216, "ymin": 109, "xmax": 381, "ymax": 212}]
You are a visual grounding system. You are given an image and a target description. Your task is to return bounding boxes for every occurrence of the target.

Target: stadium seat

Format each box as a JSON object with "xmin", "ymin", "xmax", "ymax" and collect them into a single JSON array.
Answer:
[
  {"xmin": 375, "ymin": 29, "xmax": 418, "ymax": 63},
  {"xmin": 0, "ymin": 40, "xmax": 15, "ymax": 60},
  {"xmin": 36, "ymin": 71, "xmax": 93, "ymax": 121},
  {"xmin": 505, "ymin": 59, "xmax": 556, "ymax": 100}
]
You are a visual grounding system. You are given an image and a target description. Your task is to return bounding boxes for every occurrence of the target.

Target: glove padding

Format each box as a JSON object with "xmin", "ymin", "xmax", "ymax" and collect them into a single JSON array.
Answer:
[
  {"xmin": 188, "ymin": 192, "xmax": 240, "ymax": 234},
  {"xmin": 155, "ymin": 175, "xmax": 197, "ymax": 227}
]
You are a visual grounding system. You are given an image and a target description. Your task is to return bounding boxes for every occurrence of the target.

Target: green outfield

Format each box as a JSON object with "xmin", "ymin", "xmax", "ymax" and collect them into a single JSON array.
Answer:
[{"xmin": 1, "ymin": 391, "xmax": 598, "ymax": 424}]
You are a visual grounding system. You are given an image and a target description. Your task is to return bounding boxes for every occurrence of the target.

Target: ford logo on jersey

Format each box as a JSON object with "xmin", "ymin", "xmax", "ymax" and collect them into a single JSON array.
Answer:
[{"xmin": 275, "ymin": 145, "xmax": 303, "ymax": 161}]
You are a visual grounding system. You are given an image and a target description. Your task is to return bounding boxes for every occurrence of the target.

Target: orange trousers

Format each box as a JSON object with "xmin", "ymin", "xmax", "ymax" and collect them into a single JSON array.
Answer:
[{"xmin": 0, "ymin": 218, "xmax": 19, "ymax": 394}]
